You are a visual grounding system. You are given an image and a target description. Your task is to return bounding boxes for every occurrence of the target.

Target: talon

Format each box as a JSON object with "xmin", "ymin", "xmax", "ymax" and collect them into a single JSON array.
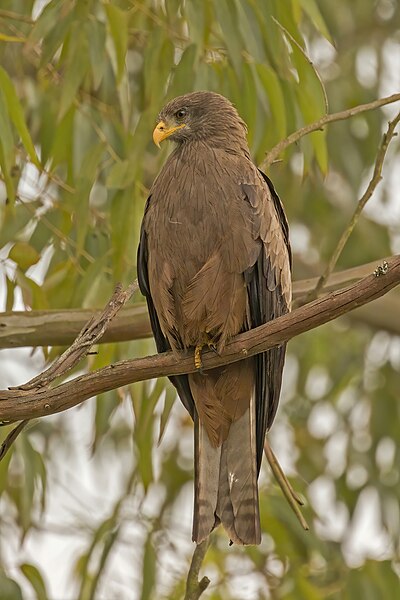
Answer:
[
  {"xmin": 194, "ymin": 344, "xmax": 204, "ymax": 371},
  {"xmin": 208, "ymin": 342, "xmax": 218, "ymax": 354}
]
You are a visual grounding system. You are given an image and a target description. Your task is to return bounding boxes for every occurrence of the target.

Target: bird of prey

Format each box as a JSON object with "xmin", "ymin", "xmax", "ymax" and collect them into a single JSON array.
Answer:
[{"xmin": 137, "ymin": 91, "xmax": 291, "ymax": 545}]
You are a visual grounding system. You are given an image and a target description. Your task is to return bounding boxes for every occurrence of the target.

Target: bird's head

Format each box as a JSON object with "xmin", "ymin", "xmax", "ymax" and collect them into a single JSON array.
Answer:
[{"xmin": 153, "ymin": 91, "xmax": 248, "ymax": 152}]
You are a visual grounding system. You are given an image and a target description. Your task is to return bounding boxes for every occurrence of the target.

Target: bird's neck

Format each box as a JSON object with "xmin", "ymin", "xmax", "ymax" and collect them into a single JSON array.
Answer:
[{"xmin": 174, "ymin": 138, "xmax": 251, "ymax": 161}]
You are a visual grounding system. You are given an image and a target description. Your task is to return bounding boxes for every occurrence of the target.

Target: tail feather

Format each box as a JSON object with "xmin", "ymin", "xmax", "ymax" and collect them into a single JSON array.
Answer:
[
  {"xmin": 192, "ymin": 416, "xmax": 221, "ymax": 543},
  {"xmin": 224, "ymin": 404, "xmax": 260, "ymax": 544},
  {"xmin": 192, "ymin": 399, "xmax": 260, "ymax": 545}
]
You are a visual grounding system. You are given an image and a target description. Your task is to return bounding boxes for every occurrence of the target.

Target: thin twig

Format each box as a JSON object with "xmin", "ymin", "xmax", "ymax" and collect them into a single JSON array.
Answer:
[
  {"xmin": 0, "ymin": 8, "xmax": 34, "ymax": 24},
  {"xmin": 261, "ymin": 92, "xmax": 400, "ymax": 170},
  {"xmin": 184, "ymin": 539, "xmax": 210, "ymax": 600},
  {"xmin": 310, "ymin": 111, "xmax": 400, "ymax": 299},
  {"xmin": 264, "ymin": 438, "xmax": 309, "ymax": 530}
]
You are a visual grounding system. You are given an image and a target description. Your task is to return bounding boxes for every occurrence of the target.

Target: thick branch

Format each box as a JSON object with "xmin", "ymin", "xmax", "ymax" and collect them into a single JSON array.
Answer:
[
  {"xmin": 0, "ymin": 255, "xmax": 399, "ymax": 423},
  {"xmin": 1, "ymin": 258, "xmax": 398, "ymax": 349},
  {"xmin": 0, "ymin": 303, "xmax": 149, "ymax": 349},
  {"xmin": 261, "ymin": 92, "xmax": 400, "ymax": 170}
]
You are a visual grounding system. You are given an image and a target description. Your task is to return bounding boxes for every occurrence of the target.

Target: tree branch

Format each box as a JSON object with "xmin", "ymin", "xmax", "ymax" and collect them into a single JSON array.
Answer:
[
  {"xmin": 264, "ymin": 439, "xmax": 309, "ymax": 531},
  {"xmin": 15, "ymin": 281, "xmax": 138, "ymax": 391},
  {"xmin": 261, "ymin": 92, "xmax": 400, "ymax": 170},
  {"xmin": 1, "ymin": 258, "xmax": 397, "ymax": 349},
  {"xmin": 311, "ymin": 111, "xmax": 400, "ymax": 298},
  {"xmin": 0, "ymin": 305, "xmax": 150, "ymax": 349},
  {"xmin": 0, "ymin": 8, "xmax": 34, "ymax": 24},
  {"xmin": 0, "ymin": 255, "xmax": 399, "ymax": 424},
  {"xmin": 184, "ymin": 539, "xmax": 210, "ymax": 600},
  {"xmin": 0, "ymin": 282, "xmax": 137, "ymax": 458}
]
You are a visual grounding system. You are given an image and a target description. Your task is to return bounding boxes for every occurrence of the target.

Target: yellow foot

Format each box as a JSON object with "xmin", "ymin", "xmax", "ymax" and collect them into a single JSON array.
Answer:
[
  {"xmin": 194, "ymin": 344, "xmax": 204, "ymax": 371},
  {"xmin": 194, "ymin": 340, "xmax": 218, "ymax": 371}
]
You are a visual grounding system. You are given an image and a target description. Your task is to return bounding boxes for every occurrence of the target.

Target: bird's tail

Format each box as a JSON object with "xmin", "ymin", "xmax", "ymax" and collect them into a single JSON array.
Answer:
[{"xmin": 191, "ymin": 392, "xmax": 261, "ymax": 545}]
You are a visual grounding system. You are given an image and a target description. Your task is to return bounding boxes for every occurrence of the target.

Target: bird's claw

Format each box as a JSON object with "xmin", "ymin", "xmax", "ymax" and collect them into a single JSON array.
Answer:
[{"xmin": 208, "ymin": 342, "xmax": 218, "ymax": 354}]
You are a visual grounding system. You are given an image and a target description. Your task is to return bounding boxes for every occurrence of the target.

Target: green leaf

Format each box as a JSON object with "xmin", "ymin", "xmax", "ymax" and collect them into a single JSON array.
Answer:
[
  {"xmin": 0, "ymin": 441, "xmax": 13, "ymax": 497},
  {"xmin": 104, "ymin": 4, "xmax": 128, "ymax": 83},
  {"xmin": 212, "ymin": 0, "xmax": 243, "ymax": 76},
  {"xmin": 29, "ymin": 0, "xmax": 69, "ymax": 45},
  {"xmin": 0, "ymin": 67, "xmax": 40, "ymax": 167},
  {"xmin": 290, "ymin": 38, "xmax": 328, "ymax": 173},
  {"xmin": 16, "ymin": 271, "xmax": 49, "ymax": 310},
  {"xmin": 0, "ymin": 203, "xmax": 37, "ymax": 247},
  {"xmin": 86, "ymin": 19, "xmax": 107, "ymax": 90},
  {"xmin": 9, "ymin": 242, "xmax": 41, "ymax": 272},
  {"xmin": 58, "ymin": 24, "xmax": 90, "ymax": 119},
  {"xmin": 74, "ymin": 142, "xmax": 105, "ymax": 250},
  {"xmin": 142, "ymin": 36, "xmax": 174, "ymax": 110},
  {"xmin": 294, "ymin": 571, "xmax": 323, "ymax": 600},
  {"xmin": 237, "ymin": 63, "xmax": 258, "ymax": 147},
  {"xmin": 0, "ymin": 571, "xmax": 24, "ymax": 600},
  {"xmin": 140, "ymin": 533, "xmax": 156, "ymax": 600},
  {"xmin": 106, "ymin": 159, "xmax": 136, "ymax": 189},
  {"xmin": 298, "ymin": 0, "xmax": 333, "ymax": 42},
  {"xmin": 132, "ymin": 378, "xmax": 167, "ymax": 489},
  {"xmin": 38, "ymin": 10, "xmax": 74, "ymax": 68},
  {"xmin": 158, "ymin": 385, "xmax": 176, "ymax": 445},
  {"xmin": 76, "ymin": 516, "xmax": 119, "ymax": 600},
  {"xmin": 111, "ymin": 186, "xmax": 142, "ymax": 283},
  {"xmin": 290, "ymin": 38, "xmax": 327, "ymax": 117},
  {"xmin": 310, "ymin": 129, "xmax": 328, "ymax": 174},
  {"xmin": 5, "ymin": 275, "xmax": 15, "ymax": 311},
  {"xmin": 170, "ymin": 44, "xmax": 198, "ymax": 97},
  {"xmin": 92, "ymin": 391, "xmax": 119, "ymax": 452},
  {"xmin": 235, "ymin": 0, "xmax": 266, "ymax": 62},
  {"xmin": 255, "ymin": 63, "xmax": 287, "ymax": 142},
  {"xmin": 20, "ymin": 563, "xmax": 48, "ymax": 600},
  {"xmin": 0, "ymin": 86, "xmax": 15, "ymax": 203},
  {"xmin": 87, "ymin": 526, "xmax": 120, "ymax": 600},
  {"xmin": 185, "ymin": 0, "xmax": 206, "ymax": 46},
  {"xmin": 71, "ymin": 251, "xmax": 109, "ymax": 308},
  {"xmin": 50, "ymin": 105, "xmax": 75, "ymax": 170}
]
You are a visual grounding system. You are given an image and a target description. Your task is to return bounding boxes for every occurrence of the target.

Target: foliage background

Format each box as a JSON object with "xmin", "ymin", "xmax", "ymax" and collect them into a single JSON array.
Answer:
[{"xmin": 0, "ymin": 0, "xmax": 400, "ymax": 598}]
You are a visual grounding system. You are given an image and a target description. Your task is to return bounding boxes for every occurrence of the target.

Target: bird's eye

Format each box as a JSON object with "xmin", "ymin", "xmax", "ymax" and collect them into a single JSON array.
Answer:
[{"xmin": 175, "ymin": 108, "xmax": 187, "ymax": 120}]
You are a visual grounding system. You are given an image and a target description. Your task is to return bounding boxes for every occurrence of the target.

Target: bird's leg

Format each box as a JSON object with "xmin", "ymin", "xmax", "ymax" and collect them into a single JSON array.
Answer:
[
  {"xmin": 194, "ymin": 343, "xmax": 205, "ymax": 371},
  {"xmin": 194, "ymin": 333, "xmax": 218, "ymax": 371}
]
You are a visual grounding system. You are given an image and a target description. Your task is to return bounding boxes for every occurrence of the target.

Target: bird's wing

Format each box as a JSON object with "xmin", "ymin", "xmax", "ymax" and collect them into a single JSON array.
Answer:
[
  {"xmin": 242, "ymin": 170, "xmax": 292, "ymax": 473},
  {"xmin": 137, "ymin": 198, "xmax": 195, "ymax": 418}
]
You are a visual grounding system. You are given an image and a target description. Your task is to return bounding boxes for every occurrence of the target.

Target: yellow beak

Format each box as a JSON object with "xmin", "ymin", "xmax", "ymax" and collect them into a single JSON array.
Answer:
[{"xmin": 153, "ymin": 121, "xmax": 186, "ymax": 147}]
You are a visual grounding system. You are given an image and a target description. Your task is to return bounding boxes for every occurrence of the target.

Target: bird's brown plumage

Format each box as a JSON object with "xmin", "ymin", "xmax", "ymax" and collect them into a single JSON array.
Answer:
[{"xmin": 137, "ymin": 91, "xmax": 291, "ymax": 545}]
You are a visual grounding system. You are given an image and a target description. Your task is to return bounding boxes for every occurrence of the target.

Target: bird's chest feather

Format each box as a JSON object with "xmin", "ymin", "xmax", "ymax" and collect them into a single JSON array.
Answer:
[{"xmin": 147, "ymin": 150, "xmax": 244, "ymax": 267}]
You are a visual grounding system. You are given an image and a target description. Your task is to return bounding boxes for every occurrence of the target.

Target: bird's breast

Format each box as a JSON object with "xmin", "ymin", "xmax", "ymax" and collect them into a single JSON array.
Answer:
[{"xmin": 148, "ymin": 157, "xmax": 234, "ymax": 263}]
